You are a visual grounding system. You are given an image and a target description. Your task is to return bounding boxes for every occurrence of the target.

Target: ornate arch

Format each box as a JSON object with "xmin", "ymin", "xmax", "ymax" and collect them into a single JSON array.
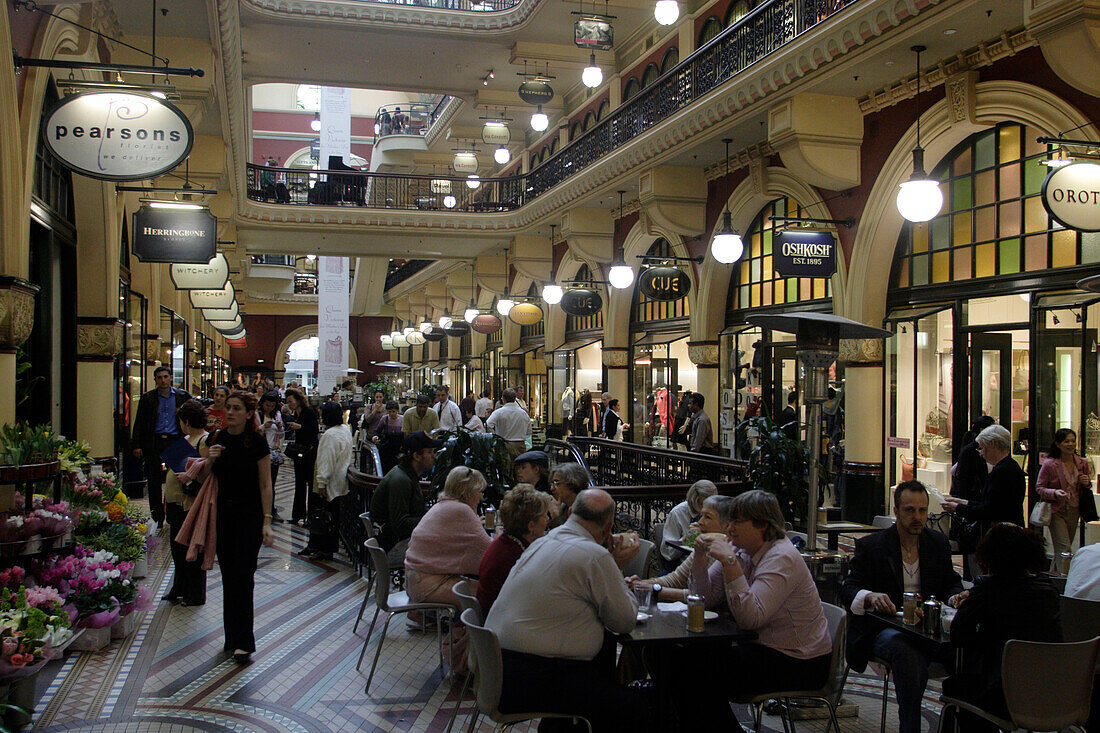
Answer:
[
  {"xmin": 845, "ymin": 80, "xmax": 1097, "ymax": 325},
  {"xmin": 274, "ymin": 324, "xmax": 360, "ymax": 374}
]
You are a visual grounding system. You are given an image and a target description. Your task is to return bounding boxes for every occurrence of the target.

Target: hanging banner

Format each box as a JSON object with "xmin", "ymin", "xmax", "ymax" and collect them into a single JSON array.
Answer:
[
  {"xmin": 319, "ymin": 87, "xmax": 351, "ymax": 170},
  {"xmin": 41, "ymin": 91, "xmax": 193, "ymax": 181},
  {"xmin": 201, "ymin": 302, "xmax": 239, "ymax": 321},
  {"xmin": 188, "ymin": 281, "xmax": 236, "ymax": 310},
  {"xmin": 560, "ymin": 287, "xmax": 602, "ymax": 317},
  {"xmin": 639, "ymin": 266, "xmax": 691, "ymax": 301},
  {"xmin": 1042, "ymin": 162, "xmax": 1100, "ymax": 232},
  {"xmin": 574, "ymin": 18, "xmax": 613, "ymax": 50},
  {"xmin": 317, "ymin": 256, "xmax": 349, "ymax": 394},
  {"xmin": 170, "ymin": 252, "xmax": 229, "ymax": 290},
  {"xmin": 132, "ymin": 207, "xmax": 216, "ymax": 264},
  {"xmin": 773, "ymin": 230, "xmax": 837, "ymax": 278}
]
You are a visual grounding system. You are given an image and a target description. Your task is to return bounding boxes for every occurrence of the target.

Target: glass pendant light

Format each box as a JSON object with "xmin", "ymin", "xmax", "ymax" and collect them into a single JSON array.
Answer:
[
  {"xmin": 896, "ymin": 46, "xmax": 944, "ymax": 223},
  {"xmin": 608, "ymin": 190, "xmax": 634, "ymax": 289},
  {"xmin": 542, "ymin": 224, "xmax": 564, "ymax": 304},
  {"xmin": 582, "ymin": 54, "xmax": 603, "ymax": 89},
  {"xmin": 654, "ymin": 0, "xmax": 679, "ymax": 25},
  {"xmin": 710, "ymin": 138, "xmax": 744, "ymax": 264},
  {"xmin": 531, "ymin": 106, "xmax": 549, "ymax": 132}
]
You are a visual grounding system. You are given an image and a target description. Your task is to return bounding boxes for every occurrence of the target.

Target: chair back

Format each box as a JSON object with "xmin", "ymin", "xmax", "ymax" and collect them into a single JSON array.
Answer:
[
  {"xmin": 1001, "ymin": 636, "xmax": 1100, "ymax": 730},
  {"xmin": 359, "ymin": 511, "xmax": 377, "ymax": 540},
  {"xmin": 872, "ymin": 515, "xmax": 895, "ymax": 529},
  {"xmin": 652, "ymin": 522, "xmax": 664, "ymax": 551},
  {"xmin": 620, "ymin": 539, "xmax": 655, "ymax": 579},
  {"xmin": 463, "ymin": 608, "xmax": 504, "ymax": 717},
  {"xmin": 1061, "ymin": 595, "xmax": 1100, "ymax": 642},
  {"xmin": 819, "ymin": 602, "xmax": 849, "ymax": 698},
  {"xmin": 452, "ymin": 579, "xmax": 483, "ymax": 624},
  {"xmin": 365, "ymin": 538, "xmax": 394, "ymax": 611}
]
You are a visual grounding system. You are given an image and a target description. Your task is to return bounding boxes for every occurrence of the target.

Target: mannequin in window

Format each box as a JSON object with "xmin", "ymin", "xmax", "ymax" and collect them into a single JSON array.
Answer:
[
  {"xmin": 576, "ymin": 389, "xmax": 593, "ymax": 437},
  {"xmin": 561, "ymin": 386, "xmax": 575, "ymax": 420}
]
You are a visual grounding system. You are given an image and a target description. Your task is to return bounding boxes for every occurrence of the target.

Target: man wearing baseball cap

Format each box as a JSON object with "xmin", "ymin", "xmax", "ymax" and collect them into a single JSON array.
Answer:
[{"xmin": 370, "ymin": 431, "xmax": 443, "ymax": 564}]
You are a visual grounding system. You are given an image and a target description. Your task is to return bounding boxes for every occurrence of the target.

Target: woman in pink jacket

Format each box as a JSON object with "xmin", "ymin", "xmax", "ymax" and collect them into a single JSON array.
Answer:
[{"xmin": 1036, "ymin": 428, "xmax": 1093, "ymax": 570}]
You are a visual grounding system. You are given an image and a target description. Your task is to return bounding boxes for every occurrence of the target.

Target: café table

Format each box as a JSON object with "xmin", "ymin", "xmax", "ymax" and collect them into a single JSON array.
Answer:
[
  {"xmin": 868, "ymin": 610, "xmax": 960, "ymax": 667},
  {"xmin": 816, "ymin": 522, "xmax": 880, "ymax": 551}
]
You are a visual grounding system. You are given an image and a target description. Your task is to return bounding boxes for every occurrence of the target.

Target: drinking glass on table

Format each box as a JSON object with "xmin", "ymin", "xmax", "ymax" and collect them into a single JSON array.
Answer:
[{"xmin": 633, "ymin": 583, "xmax": 653, "ymax": 614}]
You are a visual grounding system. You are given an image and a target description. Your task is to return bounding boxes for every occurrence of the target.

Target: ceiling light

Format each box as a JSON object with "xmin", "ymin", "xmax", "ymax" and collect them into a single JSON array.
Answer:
[
  {"xmin": 443, "ymin": 194, "xmax": 457, "ymax": 208},
  {"xmin": 497, "ymin": 295, "xmax": 515, "ymax": 316},
  {"xmin": 896, "ymin": 46, "xmax": 943, "ymax": 223},
  {"xmin": 943, "ymin": 28, "xmax": 956, "ymax": 35},
  {"xmin": 654, "ymin": 0, "xmax": 679, "ymax": 25},
  {"xmin": 466, "ymin": 174, "xmax": 481, "ymax": 189},
  {"xmin": 306, "ymin": 254, "xmax": 317, "ymax": 261},
  {"xmin": 531, "ymin": 107, "xmax": 549, "ymax": 132},
  {"xmin": 710, "ymin": 139, "xmax": 744, "ymax": 264},
  {"xmin": 311, "ymin": 112, "xmax": 321, "ymax": 132},
  {"xmin": 403, "ymin": 326, "xmax": 415, "ymax": 335},
  {"xmin": 464, "ymin": 305, "xmax": 479, "ymax": 322},
  {"xmin": 609, "ymin": 191, "xmax": 634, "ymax": 289},
  {"xmin": 582, "ymin": 54, "xmax": 603, "ymax": 88},
  {"xmin": 542, "ymin": 283, "xmax": 564, "ymax": 304},
  {"xmin": 390, "ymin": 330, "xmax": 401, "ymax": 339},
  {"xmin": 439, "ymin": 313, "xmax": 453, "ymax": 329},
  {"xmin": 420, "ymin": 319, "xmax": 433, "ymax": 332},
  {"xmin": 494, "ymin": 146, "xmax": 511, "ymax": 164}
]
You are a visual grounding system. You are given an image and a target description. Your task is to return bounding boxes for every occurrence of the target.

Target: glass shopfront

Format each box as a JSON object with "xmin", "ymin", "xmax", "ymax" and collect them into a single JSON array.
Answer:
[
  {"xmin": 885, "ymin": 122, "xmax": 1100, "ymax": 506},
  {"xmin": 159, "ymin": 307, "xmax": 188, "ymax": 389},
  {"xmin": 550, "ymin": 265, "xmax": 605, "ymax": 437}
]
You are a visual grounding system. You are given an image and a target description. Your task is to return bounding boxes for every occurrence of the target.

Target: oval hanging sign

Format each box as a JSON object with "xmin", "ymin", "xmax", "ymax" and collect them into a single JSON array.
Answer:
[
  {"xmin": 639, "ymin": 266, "xmax": 691, "ymax": 301},
  {"xmin": 201, "ymin": 301, "xmax": 239, "ymax": 321},
  {"xmin": 472, "ymin": 313, "xmax": 502, "ymax": 334},
  {"xmin": 406, "ymin": 331, "xmax": 426, "ymax": 346},
  {"xmin": 189, "ymin": 281, "xmax": 236, "ymax": 310},
  {"xmin": 392, "ymin": 334, "xmax": 410, "ymax": 348},
  {"xmin": 381, "ymin": 335, "xmax": 394, "ymax": 349},
  {"xmin": 517, "ymin": 80, "xmax": 554, "ymax": 106},
  {"xmin": 508, "ymin": 302, "xmax": 543, "ymax": 326},
  {"xmin": 444, "ymin": 320, "xmax": 470, "ymax": 337},
  {"xmin": 209, "ymin": 316, "xmax": 243, "ymax": 332},
  {"xmin": 41, "ymin": 91, "xmax": 194, "ymax": 181},
  {"xmin": 1042, "ymin": 162, "xmax": 1100, "ymax": 232},
  {"xmin": 171, "ymin": 253, "xmax": 229, "ymax": 290},
  {"xmin": 560, "ymin": 287, "xmax": 602, "ymax": 317},
  {"xmin": 422, "ymin": 325, "xmax": 446, "ymax": 342}
]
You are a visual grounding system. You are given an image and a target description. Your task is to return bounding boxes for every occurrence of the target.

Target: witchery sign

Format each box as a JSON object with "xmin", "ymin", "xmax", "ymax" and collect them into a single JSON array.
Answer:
[
  {"xmin": 773, "ymin": 230, "xmax": 837, "ymax": 279},
  {"xmin": 132, "ymin": 207, "xmax": 217, "ymax": 264},
  {"xmin": 41, "ymin": 91, "xmax": 193, "ymax": 181}
]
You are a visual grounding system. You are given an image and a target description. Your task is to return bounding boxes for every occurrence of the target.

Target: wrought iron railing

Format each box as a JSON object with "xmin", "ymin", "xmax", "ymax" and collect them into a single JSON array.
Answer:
[
  {"xmin": 355, "ymin": 0, "xmax": 519, "ymax": 11},
  {"xmin": 374, "ymin": 102, "xmax": 433, "ymax": 139},
  {"xmin": 569, "ymin": 436, "xmax": 748, "ymax": 487},
  {"xmin": 246, "ymin": 0, "xmax": 858, "ymax": 212},
  {"xmin": 249, "ymin": 254, "xmax": 295, "ymax": 266}
]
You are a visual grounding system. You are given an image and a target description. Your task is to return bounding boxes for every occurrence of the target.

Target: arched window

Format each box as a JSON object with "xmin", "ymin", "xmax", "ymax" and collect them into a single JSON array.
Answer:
[
  {"xmin": 724, "ymin": 0, "xmax": 751, "ymax": 26},
  {"xmin": 661, "ymin": 47, "xmax": 679, "ymax": 74},
  {"xmin": 727, "ymin": 197, "xmax": 831, "ymax": 312},
  {"xmin": 633, "ymin": 239, "xmax": 690, "ymax": 322},
  {"xmin": 698, "ymin": 16, "xmax": 722, "ymax": 46},
  {"xmin": 565, "ymin": 264, "xmax": 603, "ymax": 333},
  {"xmin": 570, "ymin": 121, "xmax": 582, "ymax": 141},
  {"xmin": 597, "ymin": 99, "xmax": 610, "ymax": 121},
  {"xmin": 582, "ymin": 111, "xmax": 596, "ymax": 132},
  {"xmin": 521, "ymin": 283, "xmax": 545, "ymax": 339},
  {"xmin": 890, "ymin": 122, "xmax": 1093, "ymax": 289},
  {"xmin": 641, "ymin": 63, "xmax": 660, "ymax": 88},
  {"xmin": 622, "ymin": 78, "xmax": 640, "ymax": 102}
]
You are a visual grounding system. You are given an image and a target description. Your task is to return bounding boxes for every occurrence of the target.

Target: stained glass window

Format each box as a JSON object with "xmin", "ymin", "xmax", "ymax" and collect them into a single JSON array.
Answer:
[
  {"xmin": 726, "ymin": 197, "xmax": 832, "ymax": 313},
  {"xmin": 891, "ymin": 122, "xmax": 1099, "ymax": 290},
  {"xmin": 633, "ymin": 239, "xmax": 690, "ymax": 322},
  {"xmin": 566, "ymin": 264, "xmax": 604, "ymax": 333}
]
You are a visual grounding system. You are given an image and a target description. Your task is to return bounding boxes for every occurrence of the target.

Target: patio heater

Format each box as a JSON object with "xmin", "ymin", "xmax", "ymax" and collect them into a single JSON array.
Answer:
[{"xmin": 746, "ymin": 313, "xmax": 889, "ymax": 598}]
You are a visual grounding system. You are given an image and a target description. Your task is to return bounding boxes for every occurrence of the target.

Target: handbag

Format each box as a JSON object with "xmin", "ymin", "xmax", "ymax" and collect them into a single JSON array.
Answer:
[
  {"xmin": 1080, "ymin": 489, "xmax": 1099, "ymax": 523},
  {"xmin": 1029, "ymin": 500, "xmax": 1053, "ymax": 527}
]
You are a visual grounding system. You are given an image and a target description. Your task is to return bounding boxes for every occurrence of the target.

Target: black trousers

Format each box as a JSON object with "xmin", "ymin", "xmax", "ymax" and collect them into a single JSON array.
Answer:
[
  {"xmin": 306, "ymin": 494, "xmax": 340, "ymax": 553},
  {"xmin": 666, "ymin": 642, "xmax": 831, "ymax": 727},
  {"xmin": 142, "ymin": 433, "xmax": 178, "ymax": 523},
  {"xmin": 215, "ymin": 509, "xmax": 263, "ymax": 653},
  {"xmin": 165, "ymin": 502, "xmax": 206, "ymax": 604},
  {"xmin": 292, "ymin": 451, "xmax": 315, "ymax": 521},
  {"xmin": 498, "ymin": 640, "xmax": 655, "ymax": 733}
]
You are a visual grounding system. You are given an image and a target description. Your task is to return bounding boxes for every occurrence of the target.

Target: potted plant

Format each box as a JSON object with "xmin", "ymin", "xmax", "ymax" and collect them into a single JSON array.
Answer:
[
  {"xmin": 735, "ymin": 415, "xmax": 816, "ymax": 525},
  {"xmin": 429, "ymin": 428, "xmax": 513, "ymax": 506}
]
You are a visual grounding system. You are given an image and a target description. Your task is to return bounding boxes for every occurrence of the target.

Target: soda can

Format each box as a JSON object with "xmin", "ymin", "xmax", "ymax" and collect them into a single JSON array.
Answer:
[
  {"xmin": 686, "ymin": 594, "xmax": 705, "ymax": 632},
  {"xmin": 903, "ymin": 592, "xmax": 921, "ymax": 626},
  {"xmin": 923, "ymin": 597, "xmax": 941, "ymax": 635},
  {"xmin": 1060, "ymin": 552, "xmax": 1074, "ymax": 576}
]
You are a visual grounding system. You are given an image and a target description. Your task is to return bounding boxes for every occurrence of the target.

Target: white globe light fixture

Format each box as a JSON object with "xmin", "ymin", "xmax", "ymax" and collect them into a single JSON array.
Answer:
[
  {"xmin": 531, "ymin": 107, "xmax": 549, "ymax": 132},
  {"xmin": 390, "ymin": 330, "xmax": 401, "ymax": 340},
  {"xmin": 896, "ymin": 45, "xmax": 943, "ymax": 224},
  {"xmin": 609, "ymin": 263, "xmax": 634, "ymax": 290},
  {"xmin": 466, "ymin": 174, "xmax": 481, "ymax": 190},
  {"xmin": 582, "ymin": 54, "xmax": 603, "ymax": 89},
  {"xmin": 403, "ymin": 326, "xmax": 415, "ymax": 336},
  {"xmin": 710, "ymin": 139, "xmax": 745, "ymax": 265},
  {"xmin": 464, "ymin": 305, "xmax": 480, "ymax": 323},
  {"xmin": 494, "ymin": 146, "xmax": 511, "ymax": 165},
  {"xmin": 654, "ymin": 0, "xmax": 679, "ymax": 25},
  {"xmin": 443, "ymin": 194, "xmax": 457, "ymax": 208},
  {"xmin": 419, "ymin": 320, "xmax": 433, "ymax": 333},
  {"xmin": 438, "ymin": 313, "xmax": 453, "ymax": 329},
  {"xmin": 496, "ymin": 295, "xmax": 515, "ymax": 317},
  {"xmin": 542, "ymin": 283, "xmax": 564, "ymax": 304},
  {"xmin": 310, "ymin": 113, "xmax": 321, "ymax": 132}
]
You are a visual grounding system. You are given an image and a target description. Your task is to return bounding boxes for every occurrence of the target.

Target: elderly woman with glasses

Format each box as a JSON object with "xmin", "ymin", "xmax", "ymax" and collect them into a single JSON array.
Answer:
[{"xmin": 547, "ymin": 461, "xmax": 590, "ymax": 530}]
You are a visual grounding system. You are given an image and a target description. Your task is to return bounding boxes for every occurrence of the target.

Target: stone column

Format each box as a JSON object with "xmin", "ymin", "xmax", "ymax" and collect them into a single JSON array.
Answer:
[
  {"xmin": 76, "ymin": 318, "xmax": 124, "ymax": 457},
  {"xmin": 602, "ymin": 346, "xmax": 629, "ymax": 404},
  {"xmin": 839, "ymin": 338, "xmax": 885, "ymax": 523},
  {"xmin": 0, "ymin": 277, "xmax": 39, "ymax": 425},
  {"xmin": 689, "ymin": 339, "xmax": 720, "ymax": 450}
]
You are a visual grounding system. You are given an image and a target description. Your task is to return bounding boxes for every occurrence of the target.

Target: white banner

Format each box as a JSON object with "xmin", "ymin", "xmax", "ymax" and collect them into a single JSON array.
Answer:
[
  {"xmin": 317, "ymin": 256, "xmax": 350, "ymax": 394},
  {"xmin": 319, "ymin": 87, "xmax": 351, "ymax": 170}
]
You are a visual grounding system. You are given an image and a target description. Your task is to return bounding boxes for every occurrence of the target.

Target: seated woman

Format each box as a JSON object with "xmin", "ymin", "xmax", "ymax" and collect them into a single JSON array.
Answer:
[
  {"xmin": 404, "ymin": 466, "xmax": 492, "ymax": 671},
  {"xmin": 674, "ymin": 490, "xmax": 832, "ymax": 727},
  {"xmin": 547, "ymin": 462, "xmax": 589, "ymax": 530},
  {"xmin": 942, "ymin": 523, "xmax": 1062, "ymax": 732},
  {"xmin": 476, "ymin": 484, "xmax": 550, "ymax": 615},
  {"xmin": 628, "ymin": 494, "xmax": 733, "ymax": 600},
  {"xmin": 659, "ymin": 480, "xmax": 717, "ymax": 572}
]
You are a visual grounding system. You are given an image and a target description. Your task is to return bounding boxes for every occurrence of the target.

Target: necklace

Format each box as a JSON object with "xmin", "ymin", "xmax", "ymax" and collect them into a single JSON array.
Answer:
[{"xmin": 901, "ymin": 543, "xmax": 919, "ymax": 563}]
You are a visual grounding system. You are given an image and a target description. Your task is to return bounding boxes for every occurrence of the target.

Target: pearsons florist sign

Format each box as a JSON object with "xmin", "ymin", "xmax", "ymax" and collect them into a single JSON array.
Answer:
[
  {"xmin": 773, "ymin": 230, "xmax": 837, "ymax": 279},
  {"xmin": 41, "ymin": 91, "xmax": 193, "ymax": 181},
  {"xmin": 1042, "ymin": 162, "xmax": 1100, "ymax": 232},
  {"xmin": 132, "ymin": 206, "xmax": 217, "ymax": 264}
]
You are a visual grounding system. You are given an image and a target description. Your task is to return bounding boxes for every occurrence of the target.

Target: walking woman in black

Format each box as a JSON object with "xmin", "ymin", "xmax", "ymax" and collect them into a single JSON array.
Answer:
[
  {"xmin": 284, "ymin": 388, "xmax": 318, "ymax": 526},
  {"xmin": 206, "ymin": 390, "xmax": 274, "ymax": 664}
]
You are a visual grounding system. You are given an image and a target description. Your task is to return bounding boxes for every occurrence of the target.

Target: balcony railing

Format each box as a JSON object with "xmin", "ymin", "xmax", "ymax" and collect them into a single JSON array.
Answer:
[
  {"xmin": 352, "ymin": 0, "xmax": 519, "ymax": 12},
  {"xmin": 246, "ymin": 0, "xmax": 858, "ymax": 211},
  {"xmin": 249, "ymin": 254, "xmax": 295, "ymax": 266},
  {"xmin": 374, "ymin": 102, "xmax": 432, "ymax": 139}
]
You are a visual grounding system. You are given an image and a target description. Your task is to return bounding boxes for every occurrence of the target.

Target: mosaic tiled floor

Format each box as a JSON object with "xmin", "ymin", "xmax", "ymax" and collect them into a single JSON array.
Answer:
[{"xmin": 25, "ymin": 470, "xmax": 949, "ymax": 732}]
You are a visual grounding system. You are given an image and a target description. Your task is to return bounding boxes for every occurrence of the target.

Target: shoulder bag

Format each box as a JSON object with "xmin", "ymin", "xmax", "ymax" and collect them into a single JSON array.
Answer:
[{"xmin": 1029, "ymin": 499, "xmax": 1052, "ymax": 527}]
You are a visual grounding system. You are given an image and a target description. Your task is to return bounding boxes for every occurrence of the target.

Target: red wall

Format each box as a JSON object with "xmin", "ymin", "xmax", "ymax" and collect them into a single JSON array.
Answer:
[
  {"xmin": 231, "ymin": 314, "xmax": 393, "ymax": 383},
  {"xmin": 250, "ymin": 110, "xmax": 375, "ymax": 166}
]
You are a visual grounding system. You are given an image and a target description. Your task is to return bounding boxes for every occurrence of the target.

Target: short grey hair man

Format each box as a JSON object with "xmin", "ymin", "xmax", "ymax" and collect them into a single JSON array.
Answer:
[
  {"xmin": 976, "ymin": 424, "xmax": 1011, "ymax": 454},
  {"xmin": 551, "ymin": 462, "xmax": 590, "ymax": 493}
]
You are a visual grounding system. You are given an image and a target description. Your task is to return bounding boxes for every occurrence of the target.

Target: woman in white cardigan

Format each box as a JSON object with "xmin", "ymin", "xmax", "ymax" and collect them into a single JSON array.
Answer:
[{"xmin": 300, "ymin": 401, "xmax": 353, "ymax": 561}]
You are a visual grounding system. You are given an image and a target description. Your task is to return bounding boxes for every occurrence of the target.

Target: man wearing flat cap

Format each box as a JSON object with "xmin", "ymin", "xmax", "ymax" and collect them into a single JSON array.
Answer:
[
  {"xmin": 513, "ymin": 450, "xmax": 550, "ymax": 494},
  {"xmin": 370, "ymin": 431, "xmax": 443, "ymax": 564}
]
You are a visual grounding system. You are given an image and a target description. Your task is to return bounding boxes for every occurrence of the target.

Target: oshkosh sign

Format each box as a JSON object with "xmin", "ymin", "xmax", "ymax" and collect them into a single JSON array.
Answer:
[{"xmin": 1042, "ymin": 162, "xmax": 1100, "ymax": 232}]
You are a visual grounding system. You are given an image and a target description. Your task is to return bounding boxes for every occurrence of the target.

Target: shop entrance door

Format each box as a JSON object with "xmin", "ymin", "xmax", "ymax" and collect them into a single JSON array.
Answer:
[
  {"xmin": 770, "ymin": 343, "xmax": 799, "ymax": 433},
  {"xmin": 969, "ymin": 332, "xmax": 1012, "ymax": 429}
]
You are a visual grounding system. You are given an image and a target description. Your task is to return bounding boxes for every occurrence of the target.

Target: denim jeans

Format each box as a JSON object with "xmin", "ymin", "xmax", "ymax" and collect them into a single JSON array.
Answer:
[{"xmin": 872, "ymin": 628, "xmax": 932, "ymax": 733}]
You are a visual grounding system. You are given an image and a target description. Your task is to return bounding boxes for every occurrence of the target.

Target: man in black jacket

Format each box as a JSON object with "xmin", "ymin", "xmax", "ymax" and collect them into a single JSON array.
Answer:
[
  {"xmin": 840, "ymin": 481, "xmax": 965, "ymax": 733},
  {"xmin": 131, "ymin": 366, "xmax": 191, "ymax": 525},
  {"xmin": 369, "ymin": 431, "xmax": 441, "ymax": 564},
  {"xmin": 942, "ymin": 423, "xmax": 1026, "ymax": 529}
]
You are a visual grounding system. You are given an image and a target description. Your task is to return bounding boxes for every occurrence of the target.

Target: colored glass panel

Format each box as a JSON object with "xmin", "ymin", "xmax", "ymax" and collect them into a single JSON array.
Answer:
[
  {"xmin": 975, "ymin": 242, "xmax": 996, "ymax": 278},
  {"xmin": 974, "ymin": 130, "xmax": 996, "ymax": 170},
  {"xmin": 998, "ymin": 238, "xmax": 1021, "ymax": 274},
  {"xmin": 975, "ymin": 205, "xmax": 996, "ymax": 243},
  {"xmin": 932, "ymin": 251, "xmax": 950, "ymax": 283},
  {"xmin": 999, "ymin": 201, "xmax": 1022, "ymax": 238},
  {"xmin": 1052, "ymin": 229, "xmax": 1076, "ymax": 268},
  {"xmin": 999, "ymin": 124, "xmax": 1021, "ymax": 162},
  {"xmin": 954, "ymin": 246, "xmax": 972, "ymax": 280}
]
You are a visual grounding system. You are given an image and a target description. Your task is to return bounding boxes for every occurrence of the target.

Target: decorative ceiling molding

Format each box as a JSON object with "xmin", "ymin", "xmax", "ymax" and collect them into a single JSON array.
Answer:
[
  {"xmin": 240, "ymin": 0, "xmax": 545, "ymax": 35},
  {"xmin": 425, "ymin": 96, "xmax": 464, "ymax": 148}
]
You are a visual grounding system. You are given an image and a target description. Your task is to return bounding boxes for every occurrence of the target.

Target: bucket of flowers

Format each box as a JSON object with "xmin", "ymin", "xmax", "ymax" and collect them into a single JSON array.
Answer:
[
  {"xmin": 34, "ymin": 547, "xmax": 133, "ymax": 651},
  {"xmin": 0, "ymin": 586, "xmax": 72, "ymax": 682}
]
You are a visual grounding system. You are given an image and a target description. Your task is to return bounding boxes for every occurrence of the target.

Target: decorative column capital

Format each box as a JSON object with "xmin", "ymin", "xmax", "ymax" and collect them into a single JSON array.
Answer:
[
  {"xmin": 602, "ymin": 346, "xmax": 629, "ymax": 369},
  {"xmin": 839, "ymin": 338, "xmax": 884, "ymax": 365},
  {"xmin": 77, "ymin": 318, "xmax": 125, "ymax": 361},
  {"xmin": 143, "ymin": 334, "xmax": 162, "ymax": 365},
  {"xmin": 687, "ymin": 340, "xmax": 720, "ymax": 367},
  {"xmin": 0, "ymin": 277, "xmax": 39, "ymax": 353}
]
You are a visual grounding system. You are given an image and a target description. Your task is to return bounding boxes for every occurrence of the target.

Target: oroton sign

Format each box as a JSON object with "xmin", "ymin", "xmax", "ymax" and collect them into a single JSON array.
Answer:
[
  {"xmin": 41, "ymin": 91, "xmax": 193, "ymax": 181},
  {"xmin": 1042, "ymin": 162, "xmax": 1100, "ymax": 232}
]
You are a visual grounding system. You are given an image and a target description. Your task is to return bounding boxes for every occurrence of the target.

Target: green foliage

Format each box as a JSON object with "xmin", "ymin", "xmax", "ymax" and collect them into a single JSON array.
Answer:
[
  {"xmin": 361, "ymin": 380, "xmax": 389, "ymax": 400},
  {"xmin": 430, "ymin": 428, "xmax": 512, "ymax": 506},
  {"xmin": 14, "ymin": 344, "xmax": 40, "ymax": 411},
  {"xmin": 0, "ymin": 423, "xmax": 58, "ymax": 467},
  {"xmin": 735, "ymin": 415, "xmax": 811, "ymax": 523},
  {"xmin": 76, "ymin": 522, "xmax": 145, "ymax": 563}
]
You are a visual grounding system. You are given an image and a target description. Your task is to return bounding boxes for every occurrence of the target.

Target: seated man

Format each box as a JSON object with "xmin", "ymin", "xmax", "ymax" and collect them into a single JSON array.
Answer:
[
  {"xmin": 513, "ymin": 450, "xmax": 550, "ymax": 494},
  {"xmin": 485, "ymin": 489, "xmax": 652, "ymax": 732},
  {"xmin": 369, "ymin": 431, "xmax": 441, "ymax": 564},
  {"xmin": 840, "ymin": 480, "xmax": 965, "ymax": 733}
]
